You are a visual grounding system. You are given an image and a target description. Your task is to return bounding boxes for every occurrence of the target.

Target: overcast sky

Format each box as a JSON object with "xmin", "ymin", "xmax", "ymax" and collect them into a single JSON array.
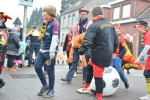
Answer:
[{"xmin": 1, "ymin": 0, "xmax": 61, "ymax": 27}]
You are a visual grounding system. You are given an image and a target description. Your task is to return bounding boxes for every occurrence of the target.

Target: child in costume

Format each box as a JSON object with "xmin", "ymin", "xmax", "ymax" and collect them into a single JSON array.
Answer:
[
  {"xmin": 76, "ymin": 7, "xmax": 119, "ymax": 100},
  {"xmin": 110, "ymin": 23, "xmax": 129, "ymax": 89},
  {"xmin": 134, "ymin": 20, "xmax": 150, "ymax": 100},
  {"xmin": 34, "ymin": 5, "xmax": 60, "ymax": 97},
  {"xmin": 0, "ymin": 12, "xmax": 12, "ymax": 89}
]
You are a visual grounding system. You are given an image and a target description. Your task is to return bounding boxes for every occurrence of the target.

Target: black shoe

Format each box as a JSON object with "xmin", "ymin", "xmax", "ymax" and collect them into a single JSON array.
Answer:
[
  {"xmin": 27, "ymin": 65, "xmax": 31, "ymax": 67},
  {"xmin": 91, "ymin": 89, "xmax": 96, "ymax": 95},
  {"xmin": 61, "ymin": 78, "xmax": 71, "ymax": 84},
  {"xmin": 0, "ymin": 81, "xmax": 5, "ymax": 89},
  {"xmin": 124, "ymin": 81, "xmax": 129, "ymax": 89}
]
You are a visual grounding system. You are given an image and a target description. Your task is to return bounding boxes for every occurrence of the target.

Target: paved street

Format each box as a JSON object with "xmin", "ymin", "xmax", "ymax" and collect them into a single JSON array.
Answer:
[{"xmin": 0, "ymin": 62, "xmax": 147, "ymax": 100}]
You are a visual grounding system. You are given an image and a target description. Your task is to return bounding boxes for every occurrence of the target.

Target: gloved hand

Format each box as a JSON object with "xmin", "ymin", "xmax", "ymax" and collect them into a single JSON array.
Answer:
[{"xmin": 38, "ymin": 27, "xmax": 46, "ymax": 40}]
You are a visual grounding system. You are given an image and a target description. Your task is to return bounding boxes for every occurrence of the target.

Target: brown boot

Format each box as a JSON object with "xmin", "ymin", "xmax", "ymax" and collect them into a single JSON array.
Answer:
[
  {"xmin": 10, "ymin": 67, "xmax": 17, "ymax": 71},
  {"xmin": 7, "ymin": 67, "xmax": 11, "ymax": 71}
]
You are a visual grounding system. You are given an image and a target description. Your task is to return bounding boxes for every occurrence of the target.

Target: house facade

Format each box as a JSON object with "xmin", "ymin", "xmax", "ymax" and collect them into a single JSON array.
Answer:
[
  {"xmin": 60, "ymin": 0, "xmax": 114, "ymax": 43},
  {"xmin": 102, "ymin": 0, "xmax": 150, "ymax": 58}
]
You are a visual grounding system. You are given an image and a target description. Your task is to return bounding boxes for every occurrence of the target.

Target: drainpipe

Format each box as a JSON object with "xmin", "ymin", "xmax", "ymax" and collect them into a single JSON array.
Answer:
[{"xmin": 133, "ymin": 0, "xmax": 137, "ymax": 18}]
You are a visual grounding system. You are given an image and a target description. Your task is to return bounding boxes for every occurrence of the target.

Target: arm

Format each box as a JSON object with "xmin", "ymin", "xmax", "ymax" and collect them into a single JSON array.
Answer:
[
  {"xmin": 26, "ymin": 30, "xmax": 32, "ymax": 37},
  {"xmin": 49, "ymin": 20, "xmax": 60, "ymax": 57},
  {"xmin": 138, "ymin": 45, "xmax": 150, "ymax": 60},
  {"xmin": 13, "ymin": 35, "xmax": 20, "ymax": 48},
  {"xmin": 63, "ymin": 34, "xmax": 68, "ymax": 51},
  {"xmin": 113, "ymin": 30, "xmax": 119, "ymax": 53},
  {"xmin": 79, "ymin": 25, "xmax": 96, "ymax": 55},
  {"xmin": 119, "ymin": 45, "xmax": 126, "ymax": 59}
]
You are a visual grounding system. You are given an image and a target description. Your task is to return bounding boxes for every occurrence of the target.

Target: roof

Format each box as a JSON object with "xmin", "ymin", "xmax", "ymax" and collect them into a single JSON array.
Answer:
[
  {"xmin": 137, "ymin": 4, "xmax": 150, "ymax": 19},
  {"xmin": 61, "ymin": 0, "xmax": 93, "ymax": 15},
  {"xmin": 13, "ymin": 17, "xmax": 22, "ymax": 25},
  {"xmin": 109, "ymin": 0, "xmax": 125, "ymax": 5}
]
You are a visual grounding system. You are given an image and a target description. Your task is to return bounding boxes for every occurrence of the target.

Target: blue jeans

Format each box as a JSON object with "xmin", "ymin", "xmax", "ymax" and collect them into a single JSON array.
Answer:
[
  {"xmin": 66, "ymin": 49, "xmax": 79, "ymax": 80},
  {"xmin": 110, "ymin": 57, "xmax": 127, "ymax": 83},
  {"xmin": 28, "ymin": 44, "xmax": 40, "ymax": 65},
  {"xmin": 83, "ymin": 49, "xmax": 91, "ymax": 81},
  {"xmin": 34, "ymin": 51, "xmax": 55, "ymax": 91}
]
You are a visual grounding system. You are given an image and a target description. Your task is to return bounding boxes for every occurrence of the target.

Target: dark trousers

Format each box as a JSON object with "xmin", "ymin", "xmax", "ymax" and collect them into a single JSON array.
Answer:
[
  {"xmin": 83, "ymin": 49, "xmax": 91, "ymax": 81},
  {"xmin": 144, "ymin": 70, "xmax": 150, "ymax": 78},
  {"xmin": 0, "ymin": 78, "xmax": 3, "ymax": 85},
  {"xmin": 67, "ymin": 51, "xmax": 72, "ymax": 69},
  {"xmin": 7, "ymin": 55, "xmax": 16, "ymax": 68},
  {"xmin": 34, "ymin": 51, "xmax": 55, "ymax": 91},
  {"xmin": 28, "ymin": 44, "xmax": 40, "ymax": 65}
]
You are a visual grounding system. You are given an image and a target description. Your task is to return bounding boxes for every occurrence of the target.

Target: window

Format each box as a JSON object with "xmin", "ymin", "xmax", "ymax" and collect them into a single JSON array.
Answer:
[
  {"xmin": 63, "ymin": 17, "xmax": 66, "ymax": 28},
  {"xmin": 113, "ymin": 7, "xmax": 120, "ymax": 20},
  {"xmin": 68, "ymin": 15, "xmax": 71, "ymax": 27},
  {"xmin": 72, "ymin": 14, "xmax": 76, "ymax": 25},
  {"xmin": 122, "ymin": 4, "xmax": 131, "ymax": 19}
]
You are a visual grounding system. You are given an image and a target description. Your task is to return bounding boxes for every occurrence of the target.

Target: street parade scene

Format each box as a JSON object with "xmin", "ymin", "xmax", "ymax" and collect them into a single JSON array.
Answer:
[{"xmin": 0, "ymin": 0, "xmax": 150, "ymax": 100}]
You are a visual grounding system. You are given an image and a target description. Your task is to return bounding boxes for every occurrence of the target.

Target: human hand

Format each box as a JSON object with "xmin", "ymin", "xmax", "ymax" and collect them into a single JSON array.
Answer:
[
  {"xmin": 112, "ymin": 53, "xmax": 116, "ymax": 59},
  {"xmin": 134, "ymin": 57, "xmax": 140, "ymax": 64},
  {"xmin": 79, "ymin": 55, "xmax": 83, "ymax": 63}
]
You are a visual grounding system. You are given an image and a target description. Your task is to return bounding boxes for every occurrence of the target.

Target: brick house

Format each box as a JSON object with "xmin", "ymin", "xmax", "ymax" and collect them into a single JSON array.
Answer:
[
  {"xmin": 102, "ymin": 0, "xmax": 150, "ymax": 58},
  {"xmin": 60, "ymin": 0, "xmax": 114, "ymax": 43}
]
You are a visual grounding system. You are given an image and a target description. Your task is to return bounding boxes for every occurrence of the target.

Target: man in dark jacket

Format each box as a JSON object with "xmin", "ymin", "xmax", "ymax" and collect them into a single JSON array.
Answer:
[
  {"xmin": 26, "ymin": 26, "xmax": 41, "ymax": 67},
  {"xmin": 76, "ymin": 7, "xmax": 119, "ymax": 100}
]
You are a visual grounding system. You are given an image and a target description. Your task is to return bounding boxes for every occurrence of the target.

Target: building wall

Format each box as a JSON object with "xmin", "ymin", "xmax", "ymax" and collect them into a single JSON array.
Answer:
[
  {"xmin": 136, "ymin": 0, "xmax": 150, "ymax": 16},
  {"xmin": 60, "ymin": 0, "xmax": 113, "ymax": 43},
  {"xmin": 120, "ymin": 22, "xmax": 139, "ymax": 57},
  {"xmin": 109, "ymin": 0, "xmax": 150, "ymax": 58},
  {"xmin": 102, "ymin": 7, "xmax": 111, "ymax": 21},
  {"xmin": 86, "ymin": 0, "xmax": 111, "ymax": 19},
  {"xmin": 60, "ymin": 10, "xmax": 79, "ymax": 43}
]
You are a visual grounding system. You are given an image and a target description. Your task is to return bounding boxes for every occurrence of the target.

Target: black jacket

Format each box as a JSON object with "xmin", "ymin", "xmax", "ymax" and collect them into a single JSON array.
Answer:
[
  {"xmin": 7, "ymin": 28, "xmax": 20, "ymax": 53},
  {"xmin": 63, "ymin": 33, "xmax": 72, "ymax": 51},
  {"xmin": 79, "ymin": 19, "xmax": 119, "ymax": 67}
]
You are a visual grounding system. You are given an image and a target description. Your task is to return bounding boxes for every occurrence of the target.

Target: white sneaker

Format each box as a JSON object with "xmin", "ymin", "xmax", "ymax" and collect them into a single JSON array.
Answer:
[
  {"xmin": 76, "ymin": 88, "xmax": 90, "ymax": 94},
  {"xmin": 73, "ymin": 72, "xmax": 76, "ymax": 76},
  {"xmin": 139, "ymin": 94, "xmax": 150, "ymax": 100}
]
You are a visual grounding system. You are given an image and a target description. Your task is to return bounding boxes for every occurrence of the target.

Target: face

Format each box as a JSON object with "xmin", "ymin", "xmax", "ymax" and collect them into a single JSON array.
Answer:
[
  {"xmin": 16, "ymin": 25, "xmax": 20, "ymax": 32},
  {"xmin": 42, "ymin": 11, "xmax": 51, "ymax": 20},
  {"xmin": 80, "ymin": 12, "xmax": 88, "ymax": 20},
  {"xmin": 70, "ymin": 26, "xmax": 74, "ymax": 33},
  {"xmin": 135, "ymin": 25, "xmax": 146, "ymax": 34},
  {"xmin": 0, "ymin": 30, "xmax": 8, "ymax": 41},
  {"xmin": 114, "ymin": 27, "xmax": 120, "ymax": 34}
]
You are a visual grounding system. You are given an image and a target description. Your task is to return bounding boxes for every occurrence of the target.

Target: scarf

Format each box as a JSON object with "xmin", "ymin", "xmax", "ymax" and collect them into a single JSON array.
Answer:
[
  {"xmin": 92, "ymin": 15, "xmax": 104, "ymax": 22},
  {"xmin": 79, "ymin": 18, "xmax": 88, "ymax": 34},
  {"xmin": 141, "ymin": 31, "xmax": 147, "ymax": 46}
]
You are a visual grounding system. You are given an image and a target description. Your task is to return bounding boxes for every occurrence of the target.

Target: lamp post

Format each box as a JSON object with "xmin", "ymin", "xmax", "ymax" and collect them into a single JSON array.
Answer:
[{"xmin": 19, "ymin": 0, "xmax": 33, "ymax": 65}]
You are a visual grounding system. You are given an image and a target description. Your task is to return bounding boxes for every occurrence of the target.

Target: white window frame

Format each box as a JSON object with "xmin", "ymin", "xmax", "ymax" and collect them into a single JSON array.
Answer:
[
  {"xmin": 122, "ymin": 4, "xmax": 131, "ymax": 19},
  {"xmin": 113, "ymin": 7, "xmax": 120, "ymax": 20}
]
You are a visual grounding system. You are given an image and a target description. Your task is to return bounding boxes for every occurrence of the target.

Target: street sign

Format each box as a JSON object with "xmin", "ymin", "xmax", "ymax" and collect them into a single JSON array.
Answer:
[{"xmin": 18, "ymin": 0, "xmax": 33, "ymax": 7}]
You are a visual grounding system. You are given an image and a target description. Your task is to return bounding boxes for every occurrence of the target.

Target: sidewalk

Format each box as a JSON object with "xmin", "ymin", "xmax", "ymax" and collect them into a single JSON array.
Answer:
[{"xmin": 0, "ymin": 63, "xmax": 147, "ymax": 100}]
